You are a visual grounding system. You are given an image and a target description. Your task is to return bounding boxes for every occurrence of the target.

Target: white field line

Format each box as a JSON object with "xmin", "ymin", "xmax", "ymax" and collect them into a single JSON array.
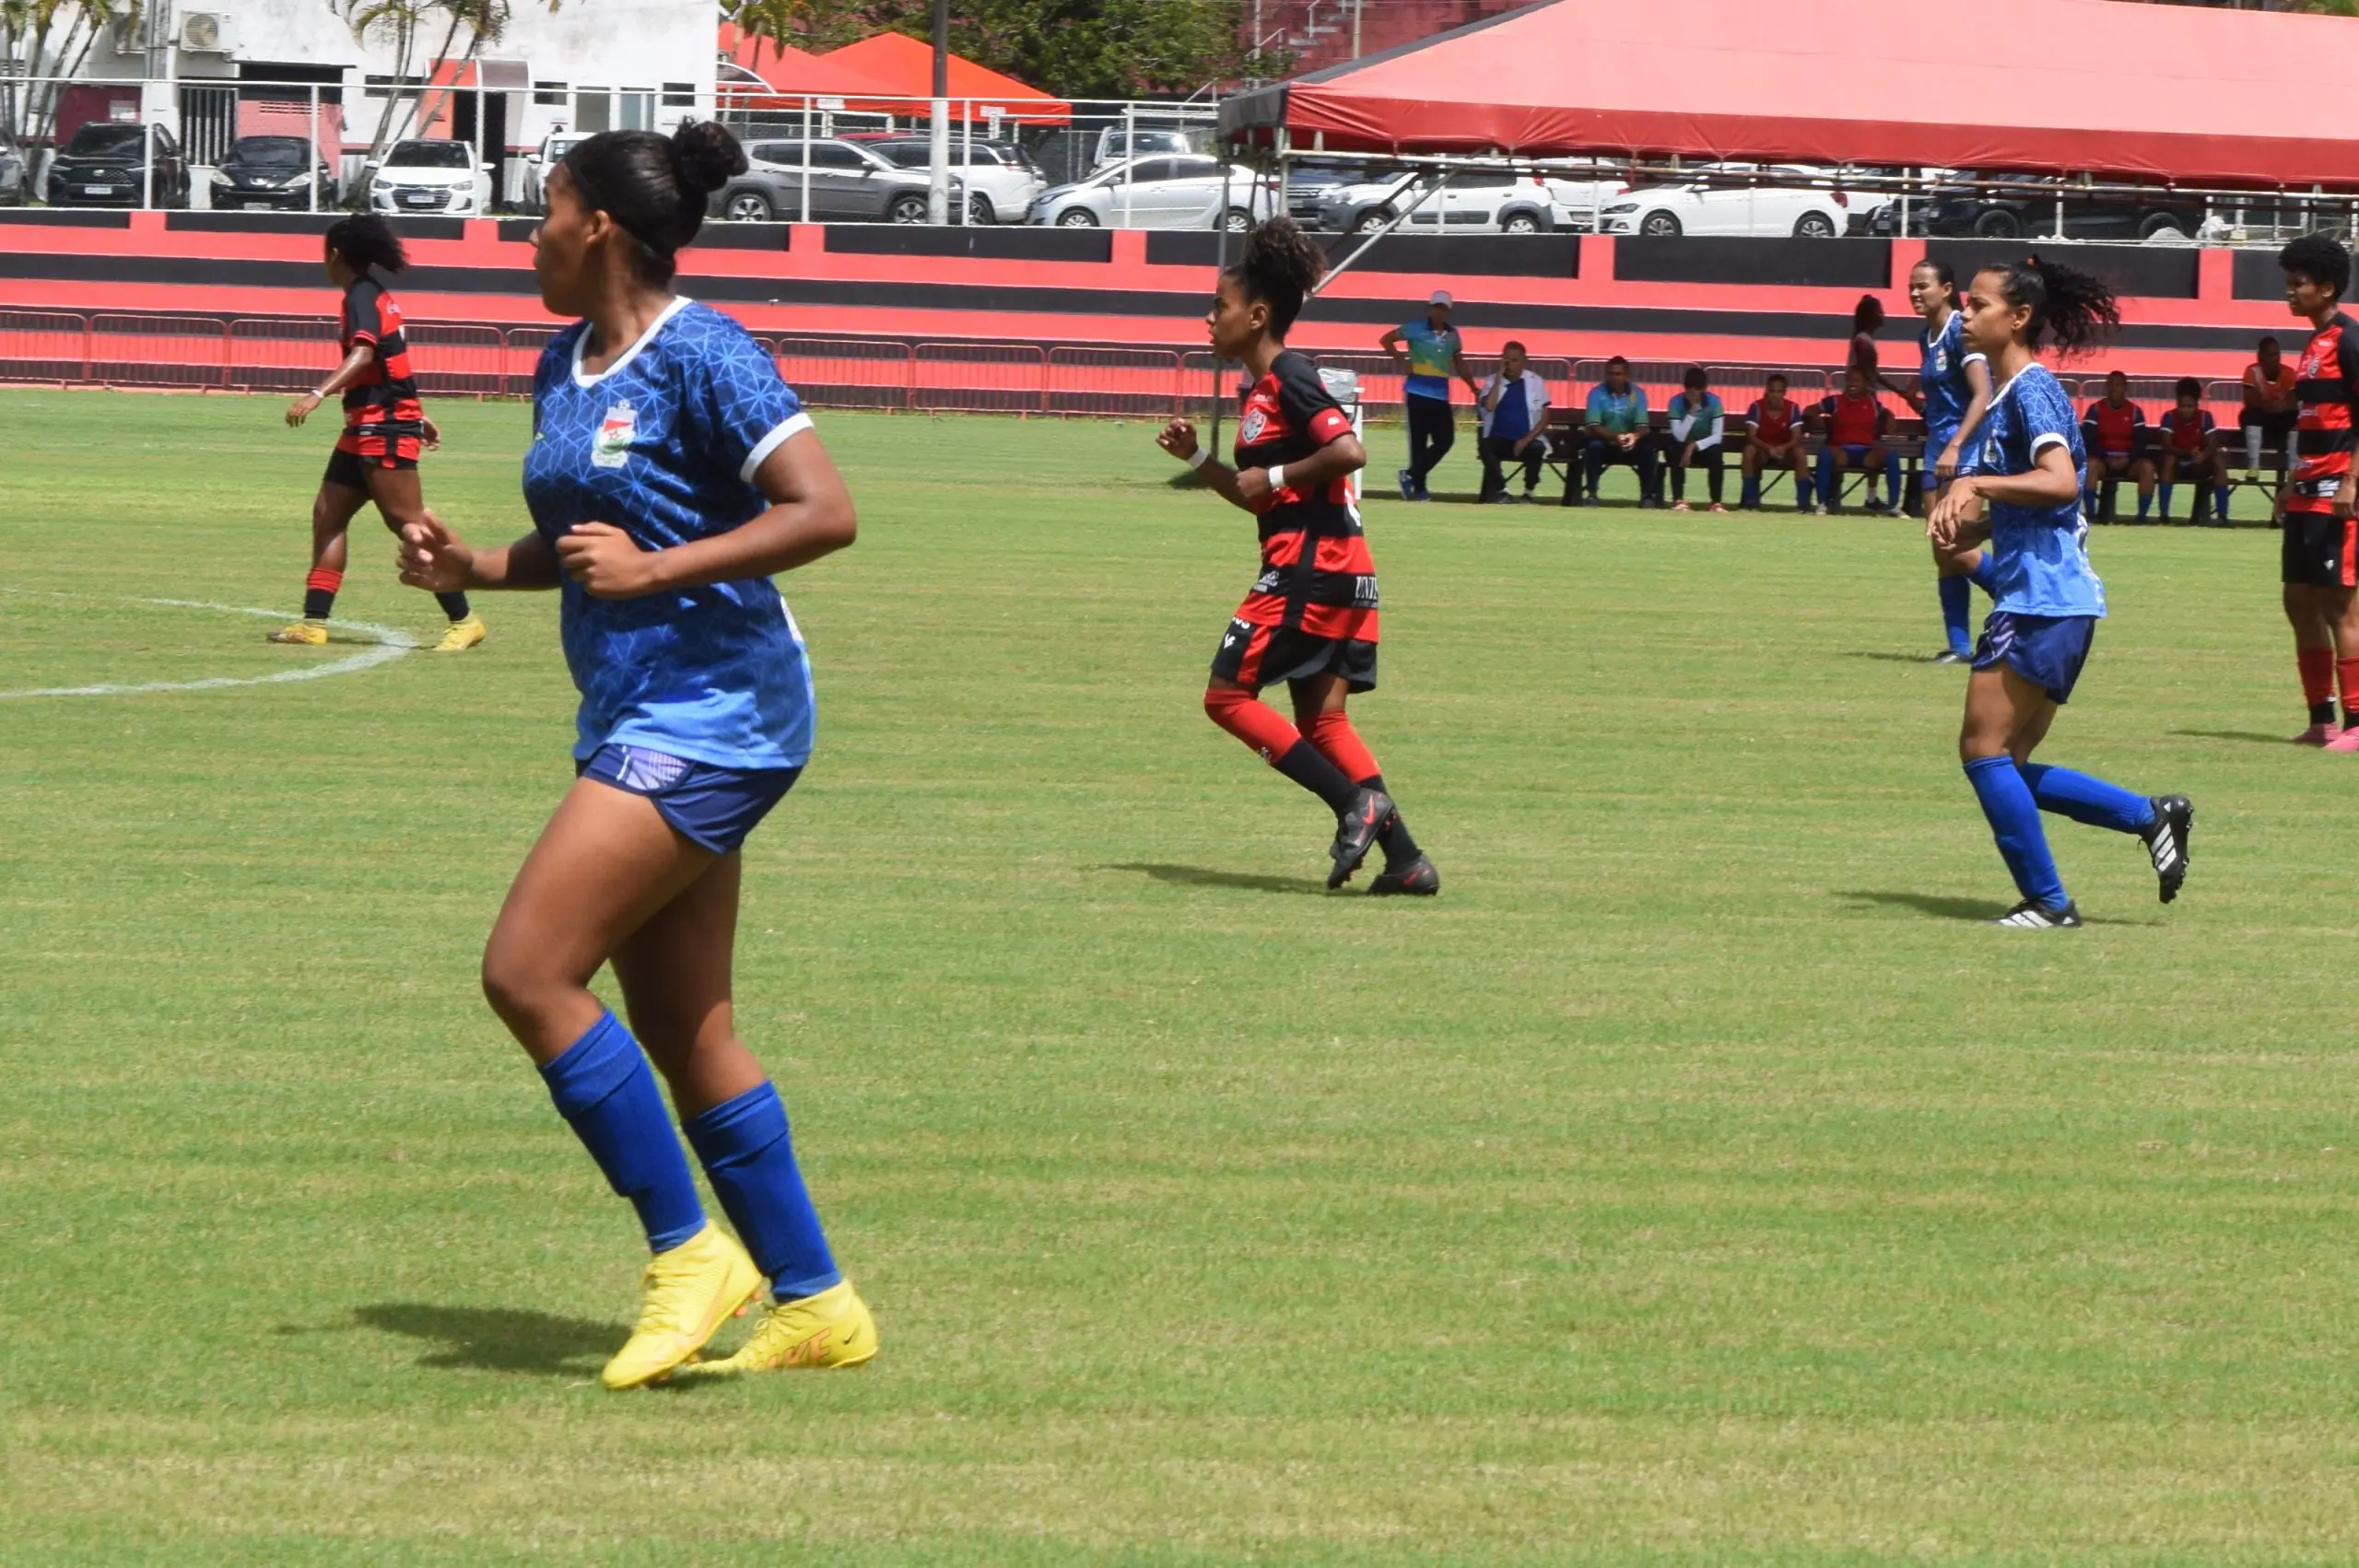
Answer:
[{"xmin": 0, "ymin": 590, "xmax": 419, "ymax": 699}]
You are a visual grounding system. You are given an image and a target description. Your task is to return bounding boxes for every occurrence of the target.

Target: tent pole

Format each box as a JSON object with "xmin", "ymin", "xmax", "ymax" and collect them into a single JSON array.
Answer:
[
  {"xmin": 928, "ymin": 0, "xmax": 951, "ymax": 224},
  {"xmin": 1210, "ymin": 157, "xmax": 1234, "ymax": 457},
  {"xmin": 801, "ymin": 98, "xmax": 812, "ymax": 223},
  {"xmin": 1313, "ymin": 170, "xmax": 1449, "ymax": 294}
]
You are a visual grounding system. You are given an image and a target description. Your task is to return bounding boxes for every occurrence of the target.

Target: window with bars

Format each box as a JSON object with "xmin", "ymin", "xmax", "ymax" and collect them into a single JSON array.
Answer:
[{"xmin": 534, "ymin": 79, "xmax": 567, "ymax": 106}]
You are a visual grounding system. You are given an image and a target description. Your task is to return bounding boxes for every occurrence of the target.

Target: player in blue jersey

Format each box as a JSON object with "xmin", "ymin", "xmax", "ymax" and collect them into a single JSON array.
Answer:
[
  {"xmin": 1927, "ymin": 257, "xmax": 2192, "ymax": 928},
  {"xmin": 1908, "ymin": 258, "xmax": 1999, "ymax": 663},
  {"xmin": 397, "ymin": 123, "xmax": 876, "ymax": 1386}
]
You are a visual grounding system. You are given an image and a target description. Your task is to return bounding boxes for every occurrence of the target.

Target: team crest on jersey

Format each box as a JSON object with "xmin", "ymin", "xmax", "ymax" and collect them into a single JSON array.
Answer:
[
  {"xmin": 1239, "ymin": 405, "xmax": 1269, "ymax": 444},
  {"xmin": 593, "ymin": 400, "xmax": 637, "ymax": 468}
]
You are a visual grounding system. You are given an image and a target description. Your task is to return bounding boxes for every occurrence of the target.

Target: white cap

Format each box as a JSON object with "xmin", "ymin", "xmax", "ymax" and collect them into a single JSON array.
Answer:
[{"xmin": 1429, "ymin": 290, "xmax": 1453, "ymax": 308}]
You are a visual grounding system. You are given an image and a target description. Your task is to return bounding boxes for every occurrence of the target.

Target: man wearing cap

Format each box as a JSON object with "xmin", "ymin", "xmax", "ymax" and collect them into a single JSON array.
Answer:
[{"xmin": 1381, "ymin": 291, "xmax": 1481, "ymax": 501}]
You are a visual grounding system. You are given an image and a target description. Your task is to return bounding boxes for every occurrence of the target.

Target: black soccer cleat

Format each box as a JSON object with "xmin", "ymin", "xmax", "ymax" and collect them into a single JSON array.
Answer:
[
  {"xmin": 1994, "ymin": 899, "xmax": 2082, "ymax": 929},
  {"xmin": 1327, "ymin": 788, "xmax": 1396, "ymax": 889},
  {"xmin": 1367, "ymin": 854, "xmax": 1440, "ymax": 896},
  {"xmin": 2141, "ymin": 794, "xmax": 2193, "ymax": 905},
  {"xmin": 1931, "ymin": 649, "xmax": 1970, "ymax": 666}
]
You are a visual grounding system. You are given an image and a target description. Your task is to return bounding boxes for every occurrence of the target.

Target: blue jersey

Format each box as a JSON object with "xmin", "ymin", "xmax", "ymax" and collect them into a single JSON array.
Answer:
[
  {"xmin": 1919, "ymin": 310, "xmax": 1982, "ymax": 447},
  {"xmin": 524, "ymin": 298, "xmax": 818, "ymax": 771},
  {"xmin": 1969, "ymin": 364, "xmax": 2105, "ymax": 619}
]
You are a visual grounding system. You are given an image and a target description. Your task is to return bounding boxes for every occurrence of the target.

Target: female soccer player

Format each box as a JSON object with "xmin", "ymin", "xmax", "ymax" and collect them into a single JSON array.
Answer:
[
  {"xmin": 2271, "ymin": 234, "xmax": 2359, "ymax": 748},
  {"xmin": 272, "ymin": 214, "xmax": 484, "ymax": 651},
  {"xmin": 396, "ymin": 123, "xmax": 874, "ymax": 1386},
  {"xmin": 1927, "ymin": 258, "xmax": 2192, "ymax": 928},
  {"xmin": 1910, "ymin": 258, "xmax": 1998, "ymax": 663},
  {"xmin": 1156, "ymin": 217, "xmax": 1438, "ymax": 895}
]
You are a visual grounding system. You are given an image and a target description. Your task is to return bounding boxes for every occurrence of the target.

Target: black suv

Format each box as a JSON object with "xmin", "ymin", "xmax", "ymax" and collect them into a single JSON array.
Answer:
[
  {"xmin": 710, "ymin": 136, "xmax": 957, "ymax": 224},
  {"xmin": 211, "ymin": 135, "xmax": 337, "ymax": 211},
  {"xmin": 1872, "ymin": 174, "xmax": 2204, "ymax": 240},
  {"xmin": 47, "ymin": 121, "xmax": 189, "ymax": 208}
]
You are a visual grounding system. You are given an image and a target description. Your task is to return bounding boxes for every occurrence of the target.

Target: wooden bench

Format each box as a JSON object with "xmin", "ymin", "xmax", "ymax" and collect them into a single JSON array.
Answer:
[{"xmin": 1536, "ymin": 408, "xmax": 1929, "ymax": 511}]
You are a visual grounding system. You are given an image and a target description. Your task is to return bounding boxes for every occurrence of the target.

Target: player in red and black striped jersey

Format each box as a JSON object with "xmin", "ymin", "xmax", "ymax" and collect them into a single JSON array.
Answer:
[
  {"xmin": 270, "ymin": 215, "xmax": 485, "ymax": 651},
  {"xmin": 2274, "ymin": 235, "xmax": 2359, "ymax": 747},
  {"xmin": 1156, "ymin": 218, "xmax": 1437, "ymax": 894}
]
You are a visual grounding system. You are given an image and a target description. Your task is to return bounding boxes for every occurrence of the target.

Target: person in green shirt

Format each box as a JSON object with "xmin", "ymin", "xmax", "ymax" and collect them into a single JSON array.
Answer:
[
  {"xmin": 1577, "ymin": 357, "xmax": 1663, "ymax": 507},
  {"xmin": 1379, "ymin": 290, "xmax": 1479, "ymax": 500}
]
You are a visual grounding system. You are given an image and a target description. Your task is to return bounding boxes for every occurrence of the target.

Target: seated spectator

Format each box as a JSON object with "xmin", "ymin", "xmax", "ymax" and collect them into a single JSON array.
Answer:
[
  {"xmin": 1739, "ymin": 373, "xmax": 1813, "ymax": 511},
  {"xmin": 2156, "ymin": 375, "xmax": 2229, "ymax": 524},
  {"xmin": 1811, "ymin": 367, "xmax": 1902, "ymax": 515},
  {"xmin": 1577, "ymin": 356, "xmax": 1661, "ymax": 508},
  {"xmin": 1665, "ymin": 366, "xmax": 1726, "ymax": 512},
  {"xmin": 2080, "ymin": 369, "xmax": 2155, "ymax": 521},
  {"xmin": 2240, "ymin": 334, "xmax": 2298, "ymax": 479},
  {"xmin": 1476, "ymin": 340, "xmax": 1552, "ymax": 503}
]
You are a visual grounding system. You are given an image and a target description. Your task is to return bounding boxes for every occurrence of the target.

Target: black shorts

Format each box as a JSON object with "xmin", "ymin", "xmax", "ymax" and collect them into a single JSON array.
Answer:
[
  {"xmin": 325, "ymin": 428, "xmax": 422, "ymax": 490},
  {"xmin": 1210, "ymin": 617, "xmax": 1378, "ymax": 694},
  {"xmin": 2241, "ymin": 407, "xmax": 2298, "ymax": 436},
  {"xmin": 2282, "ymin": 509, "xmax": 2359, "ymax": 588}
]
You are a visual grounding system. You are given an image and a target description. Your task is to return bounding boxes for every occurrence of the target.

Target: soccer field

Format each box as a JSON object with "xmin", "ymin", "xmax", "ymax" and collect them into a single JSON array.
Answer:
[{"xmin": 5, "ymin": 386, "xmax": 2357, "ymax": 1564}]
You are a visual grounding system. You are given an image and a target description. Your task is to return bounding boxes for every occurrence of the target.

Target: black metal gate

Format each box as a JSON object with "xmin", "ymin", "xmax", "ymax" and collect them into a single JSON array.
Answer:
[{"xmin": 178, "ymin": 84, "xmax": 236, "ymax": 166}]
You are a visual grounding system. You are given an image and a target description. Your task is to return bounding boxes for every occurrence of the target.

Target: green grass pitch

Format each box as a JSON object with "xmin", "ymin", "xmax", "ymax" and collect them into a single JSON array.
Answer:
[{"xmin": 2, "ymin": 386, "xmax": 2356, "ymax": 1564}]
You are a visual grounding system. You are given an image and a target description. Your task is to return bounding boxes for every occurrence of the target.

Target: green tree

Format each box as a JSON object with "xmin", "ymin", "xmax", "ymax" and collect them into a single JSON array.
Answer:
[{"xmin": 1, "ymin": 0, "xmax": 133, "ymax": 152}]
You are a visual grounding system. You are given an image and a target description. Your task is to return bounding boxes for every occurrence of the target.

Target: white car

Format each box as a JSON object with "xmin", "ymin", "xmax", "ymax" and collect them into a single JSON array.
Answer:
[
  {"xmin": 518, "ymin": 131, "xmax": 592, "ymax": 214},
  {"xmin": 1090, "ymin": 126, "xmax": 1202, "ymax": 171},
  {"xmin": 854, "ymin": 136, "xmax": 1045, "ymax": 225},
  {"xmin": 1027, "ymin": 156, "xmax": 1279, "ymax": 230},
  {"xmin": 1599, "ymin": 166, "xmax": 1849, "ymax": 238},
  {"xmin": 1319, "ymin": 171, "xmax": 1567, "ymax": 234},
  {"xmin": 369, "ymin": 139, "xmax": 494, "ymax": 217}
]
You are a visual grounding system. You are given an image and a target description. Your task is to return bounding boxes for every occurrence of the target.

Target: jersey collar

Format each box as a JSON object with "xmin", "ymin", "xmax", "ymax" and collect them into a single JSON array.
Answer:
[{"xmin": 571, "ymin": 295, "xmax": 692, "ymax": 390}]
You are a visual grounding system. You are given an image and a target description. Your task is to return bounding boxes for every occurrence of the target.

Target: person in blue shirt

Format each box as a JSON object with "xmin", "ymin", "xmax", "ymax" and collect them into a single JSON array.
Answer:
[
  {"xmin": 1908, "ymin": 258, "xmax": 1999, "ymax": 663},
  {"xmin": 397, "ymin": 123, "xmax": 877, "ymax": 1385},
  {"xmin": 1476, "ymin": 339, "xmax": 1551, "ymax": 502},
  {"xmin": 1579, "ymin": 357, "xmax": 1661, "ymax": 507},
  {"xmin": 1927, "ymin": 257, "xmax": 2193, "ymax": 929},
  {"xmin": 1664, "ymin": 365, "xmax": 1726, "ymax": 512},
  {"xmin": 1379, "ymin": 290, "xmax": 1479, "ymax": 500}
]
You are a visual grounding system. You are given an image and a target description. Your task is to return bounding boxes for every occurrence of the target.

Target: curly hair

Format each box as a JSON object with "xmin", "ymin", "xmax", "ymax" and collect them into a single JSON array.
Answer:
[
  {"xmin": 2280, "ymin": 233, "xmax": 2351, "ymax": 299},
  {"xmin": 1975, "ymin": 255, "xmax": 2120, "ymax": 358},
  {"xmin": 1224, "ymin": 216, "xmax": 1325, "ymax": 338}
]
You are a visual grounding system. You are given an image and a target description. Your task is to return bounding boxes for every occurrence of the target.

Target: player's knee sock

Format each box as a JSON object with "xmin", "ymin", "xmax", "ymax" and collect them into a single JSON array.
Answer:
[
  {"xmin": 1795, "ymin": 471, "xmax": 1814, "ymax": 509},
  {"xmin": 682, "ymin": 1081, "xmax": 841, "ymax": 1303},
  {"xmin": 435, "ymin": 591, "xmax": 472, "ymax": 622},
  {"xmin": 303, "ymin": 567, "xmax": 342, "ymax": 622},
  {"xmin": 2158, "ymin": 482, "xmax": 2176, "ymax": 520},
  {"xmin": 1814, "ymin": 452, "xmax": 1836, "ymax": 509},
  {"xmin": 2142, "ymin": 486, "xmax": 2160, "ymax": 520},
  {"xmin": 538, "ymin": 1011, "xmax": 706, "ymax": 1254},
  {"xmin": 1358, "ymin": 772, "xmax": 1425, "ymax": 866},
  {"xmin": 2298, "ymin": 647, "xmax": 2336, "ymax": 726},
  {"xmin": 2016, "ymin": 762, "xmax": 2156, "ymax": 835},
  {"xmin": 2246, "ymin": 425, "xmax": 2263, "ymax": 469},
  {"xmin": 2214, "ymin": 482, "xmax": 2231, "ymax": 522},
  {"xmin": 1740, "ymin": 473, "xmax": 1761, "ymax": 509},
  {"xmin": 2337, "ymin": 655, "xmax": 2359, "ymax": 731},
  {"xmin": 1966, "ymin": 549, "xmax": 1999, "ymax": 595},
  {"xmin": 1937, "ymin": 575, "xmax": 1973, "ymax": 656},
  {"xmin": 1304, "ymin": 713, "xmax": 1422, "ymax": 865},
  {"xmin": 1964, "ymin": 756, "xmax": 2068, "ymax": 908},
  {"xmin": 1205, "ymin": 689, "xmax": 1359, "ymax": 813},
  {"xmin": 1884, "ymin": 453, "xmax": 1902, "ymax": 504}
]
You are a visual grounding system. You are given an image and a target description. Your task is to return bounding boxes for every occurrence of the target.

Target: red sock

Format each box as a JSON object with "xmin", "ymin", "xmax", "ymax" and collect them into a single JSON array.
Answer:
[
  {"xmin": 1304, "ymin": 709, "xmax": 1381, "ymax": 786},
  {"xmin": 2299, "ymin": 647, "xmax": 2335, "ymax": 707},
  {"xmin": 2338, "ymin": 656, "xmax": 2359, "ymax": 725},
  {"xmin": 1204, "ymin": 686, "xmax": 1305, "ymax": 765},
  {"xmin": 303, "ymin": 567, "xmax": 343, "ymax": 621}
]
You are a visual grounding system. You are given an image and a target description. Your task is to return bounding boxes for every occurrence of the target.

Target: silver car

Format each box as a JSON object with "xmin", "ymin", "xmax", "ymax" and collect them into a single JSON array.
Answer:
[{"xmin": 1027, "ymin": 156, "xmax": 1278, "ymax": 231}]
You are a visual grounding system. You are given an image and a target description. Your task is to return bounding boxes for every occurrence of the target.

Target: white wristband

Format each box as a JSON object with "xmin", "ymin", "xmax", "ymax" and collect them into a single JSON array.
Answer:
[
  {"xmin": 1269, "ymin": 463, "xmax": 1285, "ymax": 490},
  {"xmin": 311, "ymin": 387, "xmax": 332, "ymax": 400},
  {"xmin": 1185, "ymin": 445, "xmax": 1210, "ymax": 470}
]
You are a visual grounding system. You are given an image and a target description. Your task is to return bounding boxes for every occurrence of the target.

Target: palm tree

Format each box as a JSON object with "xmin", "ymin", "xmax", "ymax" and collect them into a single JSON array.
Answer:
[
  {"xmin": 344, "ymin": 0, "xmax": 533, "ymax": 168},
  {"xmin": 1, "ymin": 0, "xmax": 134, "ymax": 158}
]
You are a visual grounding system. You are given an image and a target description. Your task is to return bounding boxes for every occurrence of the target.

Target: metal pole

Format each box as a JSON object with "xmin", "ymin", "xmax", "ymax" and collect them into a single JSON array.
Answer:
[
  {"xmin": 1353, "ymin": 0, "xmax": 1363, "ymax": 58},
  {"xmin": 959, "ymin": 100, "xmax": 971, "ymax": 225},
  {"xmin": 1209, "ymin": 158, "xmax": 1234, "ymax": 455},
  {"xmin": 1121, "ymin": 101, "xmax": 1134, "ymax": 228},
  {"xmin": 309, "ymin": 84, "xmax": 320, "ymax": 213},
  {"xmin": 801, "ymin": 95, "xmax": 811, "ymax": 222},
  {"xmin": 927, "ymin": 0, "xmax": 950, "ymax": 225}
]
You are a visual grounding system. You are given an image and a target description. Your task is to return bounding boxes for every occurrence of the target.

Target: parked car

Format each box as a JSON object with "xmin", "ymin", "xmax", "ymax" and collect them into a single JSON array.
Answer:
[
  {"xmin": 46, "ymin": 121, "xmax": 189, "ymax": 208},
  {"xmin": 1870, "ymin": 174, "xmax": 2206, "ymax": 240},
  {"xmin": 367, "ymin": 139, "xmax": 493, "ymax": 216},
  {"xmin": 0, "ymin": 141, "xmax": 25, "ymax": 207},
  {"xmin": 714, "ymin": 136, "xmax": 959, "ymax": 223},
  {"xmin": 1089, "ymin": 126, "xmax": 1202, "ymax": 171},
  {"xmin": 1317, "ymin": 170, "xmax": 1568, "ymax": 234},
  {"xmin": 1285, "ymin": 162, "xmax": 1365, "ymax": 226},
  {"xmin": 851, "ymin": 135, "xmax": 1044, "ymax": 225},
  {"xmin": 1598, "ymin": 166, "xmax": 1849, "ymax": 238},
  {"xmin": 518, "ymin": 131, "xmax": 593, "ymax": 214},
  {"xmin": 209, "ymin": 135, "xmax": 335, "ymax": 211},
  {"xmin": 1027, "ymin": 155, "xmax": 1278, "ymax": 230}
]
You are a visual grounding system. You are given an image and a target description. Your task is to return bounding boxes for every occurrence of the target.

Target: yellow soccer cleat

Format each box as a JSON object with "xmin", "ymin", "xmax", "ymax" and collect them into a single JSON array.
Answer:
[
  {"xmin": 433, "ymin": 614, "xmax": 487, "ymax": 652},
  {"xmin": 601, "ymin": 1223, "xmax": 763, "ymax": 1391},
  {"xmin": 267, "ymin": 619, "xmax": 329, "ymax": 646},
  {"xmin": 686, "ymin": 1280, "xmax": 878, "ymax": 1376}
]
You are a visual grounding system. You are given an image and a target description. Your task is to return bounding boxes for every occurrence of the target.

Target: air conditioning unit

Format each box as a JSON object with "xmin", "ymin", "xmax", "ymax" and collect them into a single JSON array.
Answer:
[{"xmin": 179, "ymin": 12, "xmax": 234, "ymax": 53}]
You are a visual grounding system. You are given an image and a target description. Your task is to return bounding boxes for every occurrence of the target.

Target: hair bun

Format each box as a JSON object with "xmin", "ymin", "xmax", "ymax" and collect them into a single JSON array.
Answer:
[{"xmin": 672, "ymin": 121, "xmax": 748, "ymax": 199}]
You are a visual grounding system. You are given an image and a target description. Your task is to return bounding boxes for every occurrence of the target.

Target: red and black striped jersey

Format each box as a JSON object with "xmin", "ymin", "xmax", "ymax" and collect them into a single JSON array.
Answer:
[
  {"xmin": 340, "ymin": 277, "xmax": 423, "ymax": 432},
  {"xmin": 1232, "ymin": 350, "xmax": 1376, "ymax": 634},
  {"xmin": 2290, "ymin": 311, "xmax": 2359, "ymax": 515}
]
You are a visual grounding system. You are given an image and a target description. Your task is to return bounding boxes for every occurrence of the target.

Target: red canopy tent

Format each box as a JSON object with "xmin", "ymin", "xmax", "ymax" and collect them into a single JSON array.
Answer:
[
  {"xmin": 1221, "ymin": 0, "xmax": 2359, "ymax": 189},
  {"xmin": 717, "ymin": 23, "xmax": 904, "ymax": 104},
  {"xmin": 818, "ymin": 31, "xmax": 1072, "ymax": 125}
]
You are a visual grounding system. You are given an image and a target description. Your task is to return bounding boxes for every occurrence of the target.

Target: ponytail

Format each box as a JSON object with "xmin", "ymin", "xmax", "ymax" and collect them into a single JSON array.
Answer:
[{"xmin": 1978, "ymin": 254, "xmax": 2119, "ymax": 358}]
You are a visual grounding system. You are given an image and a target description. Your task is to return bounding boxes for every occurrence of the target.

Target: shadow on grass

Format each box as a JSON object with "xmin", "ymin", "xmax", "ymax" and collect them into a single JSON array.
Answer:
[
  {"xmin": 349, "ymin": 1303, "xmax": 619, "ymax": 1376},
  {"xmin": 1840, "ymin": 889, "xmax": 2014, "ymax": 922},
  {"xmin": 2171, "ymin": 728, "xmax": 2294, "ymax": 746},
  {"xmin": 1098, "ymin": 861, "xmax": 1329, "ymax": 896}
]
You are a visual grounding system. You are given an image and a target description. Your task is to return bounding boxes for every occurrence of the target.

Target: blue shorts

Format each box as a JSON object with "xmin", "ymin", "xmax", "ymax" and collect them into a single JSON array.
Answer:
[
  {"xmin": 577, "ymin": 744, "xmax": 801, "ymax": 854},
  {"xmin": 1972, "ymin": 612, "xmax": 2096, "ymax": 704},
  {"xmin": 1922, "ymin": 425, "xmax": 1959, "ymax": 491}
]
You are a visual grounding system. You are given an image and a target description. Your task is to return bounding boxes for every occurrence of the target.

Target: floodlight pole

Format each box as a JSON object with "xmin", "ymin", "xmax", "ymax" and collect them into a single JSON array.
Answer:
[{"xmin": 927, "ymin": 0, "xmax": 950, "ymax": 225}]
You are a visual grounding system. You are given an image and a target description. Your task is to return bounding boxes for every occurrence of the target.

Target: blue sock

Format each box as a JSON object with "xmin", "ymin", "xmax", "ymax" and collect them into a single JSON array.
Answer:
[
  {"xmin": 1967, "ymin": 550, "xmax": 1999, "ymax": 595},
  {"xmin": 1796, "ymin": 473, "xmax": 1814, "ymax": 509},
  {"xmin": 2137, "ymin": 489, "xmax": 2153, "ymax": 519},
  {"xmin": 1884, "ymin": 452, "xmax": 1903, "ymax": 504},
  {"xmin": 2156, "ymin": 483, "xmax": 2173, "ymax": 520},
  {"xmin": 2016, "ymin": 762, "xmax": 2155, "ymax": 835},
  {"xmin": 539, "ymin": 1012, "xmax": 707, "ymax": 1254},
  {"xmin": 1741, "ymin": 474, "xmax": 1761, "ymax": 508},
  {"xmin": 1938, "ymin": 575, "xmax": 1973, "ymax": 655},
  {"xmin": 1964, "ymin": 755, "xmax": 2068, "ymax": 907},
  {"xmin": 683, "ymin": 1082, "xmax": 842, "ymax": 1302},
  {"xmin": 1815, "ymin": 451, "xmax": 1837, "ymax": 509},
  {"xmin": 2215, "ymin": 485, "xmax": 2231, "ymax": 522}
]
